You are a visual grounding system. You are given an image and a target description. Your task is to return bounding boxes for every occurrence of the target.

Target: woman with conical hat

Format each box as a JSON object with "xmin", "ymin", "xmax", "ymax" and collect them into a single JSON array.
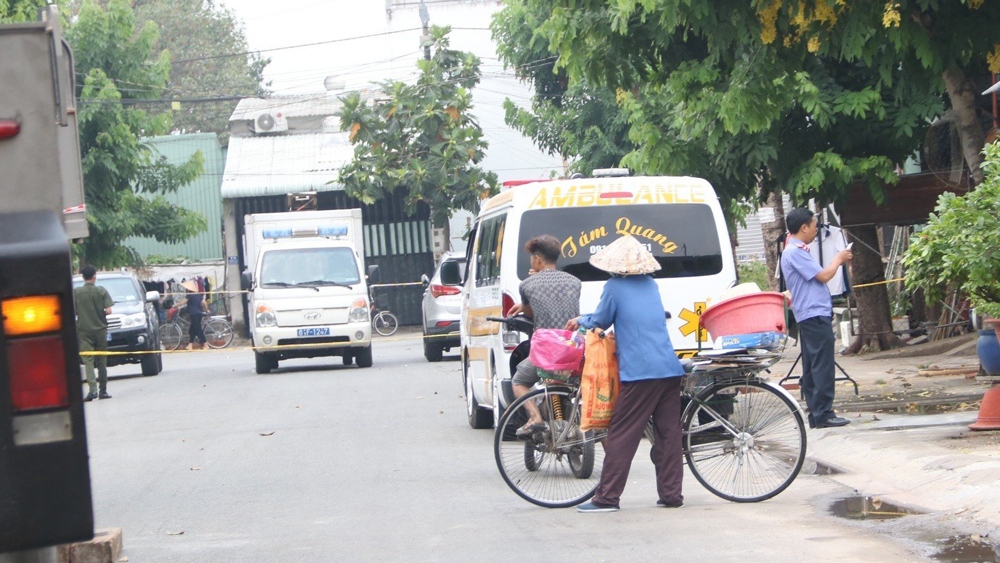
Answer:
[
  {"xmin": 566, "ymin": 235, "xmax": 686, "ymax": 513},
  {"xmin": 180, "ymin": 279, "xmax": 209, "ymax": 350}
]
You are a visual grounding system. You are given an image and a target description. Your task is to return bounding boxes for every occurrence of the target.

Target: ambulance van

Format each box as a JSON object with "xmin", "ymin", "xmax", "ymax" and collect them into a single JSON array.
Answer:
[{"xmin": 459, "ymin": 174, "xmax": 737, "ymax": 428}]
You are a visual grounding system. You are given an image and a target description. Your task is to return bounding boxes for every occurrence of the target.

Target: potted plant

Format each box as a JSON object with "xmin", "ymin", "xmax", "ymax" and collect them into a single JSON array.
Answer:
[{"xmin": 904, "ymin": 142, "xmax": 1000, "ymax": 430}]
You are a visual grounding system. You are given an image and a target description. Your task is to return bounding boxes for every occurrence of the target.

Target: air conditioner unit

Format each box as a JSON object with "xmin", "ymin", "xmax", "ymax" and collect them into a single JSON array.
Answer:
[{"xmin": 254, "ymin": 111, "xmax": 288, "ymax": 133}]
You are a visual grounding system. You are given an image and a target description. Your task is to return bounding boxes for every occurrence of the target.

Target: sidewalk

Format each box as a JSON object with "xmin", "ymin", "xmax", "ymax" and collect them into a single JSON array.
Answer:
[{"xmin": 775, "ymin": 333, "xmax": 1000, "ymax": 536}]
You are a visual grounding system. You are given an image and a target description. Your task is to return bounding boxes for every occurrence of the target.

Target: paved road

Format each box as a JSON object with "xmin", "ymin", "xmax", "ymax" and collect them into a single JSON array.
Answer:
[{"xmin": 86, "ymin": 333, "xmax": 929, "ymax": 562}]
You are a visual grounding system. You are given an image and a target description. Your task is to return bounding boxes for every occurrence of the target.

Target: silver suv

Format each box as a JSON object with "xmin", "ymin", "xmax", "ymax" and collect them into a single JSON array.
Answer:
[
  {"xmin": 72, "ymin": 271, "xmax": 162, "ymax": 376},
  {"xmin": 420, "ymin": 253, "xmax": 466, "ymax": 362}
]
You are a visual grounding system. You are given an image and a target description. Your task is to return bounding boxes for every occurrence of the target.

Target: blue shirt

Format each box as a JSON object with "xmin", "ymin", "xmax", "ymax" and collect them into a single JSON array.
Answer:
[
  {"xmin": 780, "ymin": 239, "xmax": 832, "ymax": 321},
  {"xmin": 577, "ymin": 276, "xmax": 685, "ymax": 382}
]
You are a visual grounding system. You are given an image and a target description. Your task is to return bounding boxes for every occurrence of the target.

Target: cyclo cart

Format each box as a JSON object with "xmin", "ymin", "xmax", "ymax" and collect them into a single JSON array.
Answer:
[{"xmin": 492, "ymin": 291, "xmax": 807, "ymax": 508}]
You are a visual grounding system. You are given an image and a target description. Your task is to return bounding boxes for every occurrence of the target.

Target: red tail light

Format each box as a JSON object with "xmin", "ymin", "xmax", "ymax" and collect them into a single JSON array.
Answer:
[
  {"xmin": 7, "ymin": 336, "xmax": 69, "ymax": 412},
  {"xmin": 0, "ymin": 119, "xmax": 20, "ymax": 140},
  {"xmin": 502, "ymin": 291, "xmax": 516, "ymax": 317},
  {"xmin": 429, "ymin": 284, "xmax": 461, "ymax": 298}
]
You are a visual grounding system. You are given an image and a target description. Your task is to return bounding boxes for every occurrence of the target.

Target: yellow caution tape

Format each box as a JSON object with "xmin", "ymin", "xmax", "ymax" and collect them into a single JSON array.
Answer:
[
  {"xmin": 851, "ymin": 277, "xmax": 906, "ymax": 289},
  {"xmin": 78, "ymin": 331, "xmax": 456, "ymax": 355}
]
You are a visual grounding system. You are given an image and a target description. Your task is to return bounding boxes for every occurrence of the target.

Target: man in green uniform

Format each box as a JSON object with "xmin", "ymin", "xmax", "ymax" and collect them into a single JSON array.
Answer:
[{"xmin": 74, "ymin": 265, "xmax": 114, "ymax": 401}]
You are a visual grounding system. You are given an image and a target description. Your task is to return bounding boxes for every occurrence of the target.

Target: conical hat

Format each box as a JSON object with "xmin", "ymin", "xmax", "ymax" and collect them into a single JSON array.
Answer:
[
  {"xmin": 181, "ymin": 280, "xmax": 199, "ymax": 292},
  {"xmin": 589, "ymin": 235, "xmax": 661, "ymax": 275}
]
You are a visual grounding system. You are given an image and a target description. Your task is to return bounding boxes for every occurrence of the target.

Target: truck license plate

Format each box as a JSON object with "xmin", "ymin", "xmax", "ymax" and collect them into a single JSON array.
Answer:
[{"xmin": 297, "ymin": 327, "xmax": 330, "ymax": 337}]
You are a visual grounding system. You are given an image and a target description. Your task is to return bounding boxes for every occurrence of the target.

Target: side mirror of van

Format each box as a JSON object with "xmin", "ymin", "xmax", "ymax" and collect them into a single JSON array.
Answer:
[
  {"xmin": 241, "ymin": 270, "xmax": 253, "ymax": 291},
  {"xmin": 145, "ymin": 290, "xmax": 160, "ymax": 303},
  {"xmin": 420, "ymin": 273, "xmax": 430, "ymax": 288},
  {"xmin": 367, "ymin": 265, "xmax": 380, "ymax": 285}
]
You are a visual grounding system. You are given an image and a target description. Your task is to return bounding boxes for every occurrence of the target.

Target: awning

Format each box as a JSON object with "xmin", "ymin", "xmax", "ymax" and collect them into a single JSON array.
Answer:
[{"xmin": 220, "ymin": 132, "xmax": 354, "ymax": 198}]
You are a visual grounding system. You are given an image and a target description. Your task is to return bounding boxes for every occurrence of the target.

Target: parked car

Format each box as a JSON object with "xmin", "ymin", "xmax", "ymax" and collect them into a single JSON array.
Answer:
[
  {"xmin": 72, "ymin": 271, "xmax": 162, "ymax": 376},
  {"xmin": 420, "ymin": 253, "xmax": 466, "ymax": 362}
]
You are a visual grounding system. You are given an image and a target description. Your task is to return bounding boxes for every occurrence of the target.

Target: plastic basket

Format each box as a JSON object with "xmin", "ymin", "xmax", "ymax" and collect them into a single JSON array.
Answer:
[{"xmin": 699, "ymin": 292, "xmax": 787, "ymax": 339}]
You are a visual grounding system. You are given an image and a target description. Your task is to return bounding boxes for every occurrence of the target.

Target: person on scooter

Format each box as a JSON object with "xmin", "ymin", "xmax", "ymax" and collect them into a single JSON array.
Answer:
[{"xmin": 506, "ymin": 235, "xmax": 581, "ymax": 436}]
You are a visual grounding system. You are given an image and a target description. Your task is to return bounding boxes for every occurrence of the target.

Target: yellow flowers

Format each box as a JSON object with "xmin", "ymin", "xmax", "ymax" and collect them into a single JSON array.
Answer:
[
  {"xmin": 988, "ymin": 44, "xmax": 1000, "ymax": 74},
  {"xmin": 883, "ymin": 2, "xmax": 901, "ymax": 28},
  {"xmin": 757, "ymin": 0, "xmax": 839, "ymax": 47}
]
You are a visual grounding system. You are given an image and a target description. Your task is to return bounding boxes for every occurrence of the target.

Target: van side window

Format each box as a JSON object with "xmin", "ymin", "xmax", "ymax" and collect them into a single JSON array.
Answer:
[
  {"xmin": 474, "ymin": 219, "xmax": 495, "ymax": 287},
  {"xmin": 474, "ymin": 214, "xmax": 507, "ymax": 287}
]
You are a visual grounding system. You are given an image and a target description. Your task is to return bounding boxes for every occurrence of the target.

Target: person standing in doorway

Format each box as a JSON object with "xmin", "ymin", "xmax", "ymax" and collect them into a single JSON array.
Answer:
[
  {"xmin": 780, "ymin": 208, "xmax": 853, "ymax": 429},
  {"xmin": 74, "ymin": 265, "xmax": 114, "ymax": 401}
]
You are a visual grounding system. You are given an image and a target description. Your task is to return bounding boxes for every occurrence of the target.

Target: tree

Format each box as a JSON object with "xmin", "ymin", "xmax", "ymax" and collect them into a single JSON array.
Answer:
[
  {"xmin": 0, "ymin": 0, "xmax": 46, "ymax": 22},
  {"xmin": 133, "ymin": 0, "xmax": 269, "ymax": 142},
  {"xmin": 492, "ymin": 4, "xmax": 633, "ymax": 175},
  {"xmin": 70, "ymin": 0, "xmax": 207, "ymax": 267},
  {"xmin": 338, "ymin": 26, "xmax": 499, "ymax": 243},
  {"xmin": 491, "ymin": 0, "xmax": 999, "ymax": 351}
]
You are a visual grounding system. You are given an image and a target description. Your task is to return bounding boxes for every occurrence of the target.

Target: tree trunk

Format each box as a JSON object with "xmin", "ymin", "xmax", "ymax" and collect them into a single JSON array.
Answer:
[
  {"xmin": 943, "ymin": 66, "xmax": 986, "ymax": 186},
  {"xmin": 843, "ymin": 224, "xmax": 905, "ymax": 354},
  {"xmin": 760, "ymin": 191, "xmax": 786, "ymax": 292}
]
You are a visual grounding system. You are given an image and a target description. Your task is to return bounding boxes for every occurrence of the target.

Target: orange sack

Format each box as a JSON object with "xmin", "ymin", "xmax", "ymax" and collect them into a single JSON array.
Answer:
[{"xmin": 580, "ymin": 329, "xmax": 620, "ymax": 431}]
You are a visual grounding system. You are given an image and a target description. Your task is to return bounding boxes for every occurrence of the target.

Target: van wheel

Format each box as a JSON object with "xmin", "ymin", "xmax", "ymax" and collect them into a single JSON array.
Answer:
[
  {"xmin": 255, "ymin": 351, "xmax": 274, "ymax": 374},
  {"xmin": 342, "ymin": 353, "xmax": 354, "ymax": 366},
  {"xmin": 141, "ymin": 351, "xmax": 161, "ymax": 376},
  {"xmin": 424, "ymin": 338, "xmax": 443, "ymax": 362},
  {"xmin": 356, "ymin": 346, "xmax": 373, "ymax": 368},
  {"xmin": 466, "ymin": 356, "xmax": 493, "ymax": 429}
]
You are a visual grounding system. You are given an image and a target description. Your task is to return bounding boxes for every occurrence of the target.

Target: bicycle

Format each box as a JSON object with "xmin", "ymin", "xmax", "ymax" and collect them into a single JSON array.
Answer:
[
  {"xmin": 490, "ymin": 316, "xmax": 806, "ymax": 508},
  {"xmin": 159, "ymin": 303, "xmax": 235, "ymax": 350},
  {"xmin": 370, "ymin": 292, "xmax": 399, "ymax": 337}
]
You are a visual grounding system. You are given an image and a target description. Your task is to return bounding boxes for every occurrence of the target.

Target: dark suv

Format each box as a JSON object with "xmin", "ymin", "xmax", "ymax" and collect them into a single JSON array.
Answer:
[{"xmin": 72, "ymin": 271, "xmax": 162, "ymax": 376}]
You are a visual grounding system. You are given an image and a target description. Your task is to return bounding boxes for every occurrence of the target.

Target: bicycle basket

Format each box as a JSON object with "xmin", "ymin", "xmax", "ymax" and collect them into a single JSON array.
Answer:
[{"xmin": 374, "ymin": 293, "xmax": 391, "ymax": 309}]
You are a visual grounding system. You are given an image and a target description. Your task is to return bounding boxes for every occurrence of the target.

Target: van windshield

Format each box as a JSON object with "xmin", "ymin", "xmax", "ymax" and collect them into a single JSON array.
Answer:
[
  {"xmin": 516, "ymin": 204, "xmax": 723, "ymax": 281},
  {"xmin": 259, "ymin": 247, "xmax": 361, "ymax": 287}
]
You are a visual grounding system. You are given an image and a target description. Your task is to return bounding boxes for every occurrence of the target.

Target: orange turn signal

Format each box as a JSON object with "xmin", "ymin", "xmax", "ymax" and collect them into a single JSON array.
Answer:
[{"xmin": 2, "ymin": 295, "xmax": 62, "ymax": 336}]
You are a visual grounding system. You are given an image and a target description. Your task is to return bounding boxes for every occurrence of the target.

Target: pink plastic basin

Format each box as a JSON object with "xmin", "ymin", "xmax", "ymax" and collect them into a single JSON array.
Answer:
[{"xmin": 699, "ymin": 292, "xmax": 787, "ymax": 339}]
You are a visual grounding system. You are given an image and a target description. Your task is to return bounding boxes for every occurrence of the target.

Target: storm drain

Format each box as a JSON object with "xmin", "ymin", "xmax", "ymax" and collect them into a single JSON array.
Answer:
[{"xmin": 828, "ymin": 495, "xmax": 920, "ymax": 520}]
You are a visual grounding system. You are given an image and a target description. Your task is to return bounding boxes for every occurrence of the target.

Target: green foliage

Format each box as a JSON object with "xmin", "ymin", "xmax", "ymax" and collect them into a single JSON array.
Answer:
[
  {"xmin": 133, "ymin": 0, "xmax": 269, "ymax": 142},
  {"xmin": 69, "ymin": 0, "xmax": 207, "ymax": 267},
  {"xmin": 0, "ymin": 0, "xmax": 46, "ymax": 22},
  {"xmin": 737, "ymin": 260, "xmax": 771, "ymax": 292},
  {"xmin": 491, "ymin": 0, "xmax": 948, "ymax": 214},
  {"xmin": 903, "ymin": 143, "xmax": 1000, "ymax": 318},
  {"xmin": 337, "ymin": 27, "xmax": 499, "ymax": 228}
]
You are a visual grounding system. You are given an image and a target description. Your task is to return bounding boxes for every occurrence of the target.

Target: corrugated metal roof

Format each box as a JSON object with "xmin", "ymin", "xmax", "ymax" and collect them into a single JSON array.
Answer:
[
  {"xmin": 221, "ymin": 132, "xmax": 354, "ymax": 198},
  {"xmin": 125, "ymin": 133, "xmax": 225, "ymax": 261},
  {"xmin": 229, "ymin": 94, "xmax": 346, "ymax": 121}
]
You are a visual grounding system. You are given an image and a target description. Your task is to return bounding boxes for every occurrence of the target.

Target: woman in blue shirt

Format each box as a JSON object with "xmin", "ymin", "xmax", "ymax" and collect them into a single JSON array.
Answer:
[{"xmin": 566, "ymin": 235, "xmax": 686, "ymax": 513}]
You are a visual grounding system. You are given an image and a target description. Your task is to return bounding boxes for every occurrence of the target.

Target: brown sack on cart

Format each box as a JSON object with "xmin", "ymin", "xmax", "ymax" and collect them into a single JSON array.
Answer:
[{"xmin": 580, "ymin": 329, "xmax": 620, "ymax": 431}]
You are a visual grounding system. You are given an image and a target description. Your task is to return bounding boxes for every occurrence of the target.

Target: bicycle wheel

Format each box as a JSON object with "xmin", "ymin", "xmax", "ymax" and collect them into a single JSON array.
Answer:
[
  {"xmin": 494, "ymin": 386, "xmax": 606, "ymax": 508},
  {"xmin": 373, "ymin": 312, "xmax": 398, "ymax": 336},
  {"xmin": 159, "ymin": 322, "xmax": 183, "ymax": 351},
  {"xmin": 204, "ymin": 318, "xmax": 234, "ymax": 349},
  {"xmin": 683, "ymin": 379, "xmax": 806, "ymax": 503}
]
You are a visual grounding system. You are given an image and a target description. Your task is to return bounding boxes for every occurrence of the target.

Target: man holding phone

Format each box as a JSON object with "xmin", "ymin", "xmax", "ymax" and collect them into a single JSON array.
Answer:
[{"xmin": 781, "ymin": 208, "xmax": 853, "ymax": 428}]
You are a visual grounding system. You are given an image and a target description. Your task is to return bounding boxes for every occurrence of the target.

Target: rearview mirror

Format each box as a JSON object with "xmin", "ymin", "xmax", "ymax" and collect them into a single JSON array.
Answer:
[
  {"xmin": 420, "ymin": 274, "xmax": 430, "ymax": 287},
  {"xmin": 367, "ymin": 264, "xmax": 380, "ymax": 285},
  {"xmin": 241, "ymin": 271, "xmax": 253, "ymax": 291}
]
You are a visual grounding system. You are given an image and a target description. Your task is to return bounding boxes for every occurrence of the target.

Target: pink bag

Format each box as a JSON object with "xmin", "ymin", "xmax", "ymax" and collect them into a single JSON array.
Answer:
[{"xmin": 529, "ymin": 329, "xmax": 584, "ymax": 372}]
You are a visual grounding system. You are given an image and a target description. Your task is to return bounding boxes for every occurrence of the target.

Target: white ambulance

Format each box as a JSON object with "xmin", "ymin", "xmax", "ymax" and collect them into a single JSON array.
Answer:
[{"xmin": 459, "ymin": 173, "xmax": 737, "ymax": 428}]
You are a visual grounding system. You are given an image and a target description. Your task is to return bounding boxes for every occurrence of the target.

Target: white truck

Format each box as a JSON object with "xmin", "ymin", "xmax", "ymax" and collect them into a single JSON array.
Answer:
[{"xmin": 241, "ymin": 209, "xmax": 375, "ymax": 374}]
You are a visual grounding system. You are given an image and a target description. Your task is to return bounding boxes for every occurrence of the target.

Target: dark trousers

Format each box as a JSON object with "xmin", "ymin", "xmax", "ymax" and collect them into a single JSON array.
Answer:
[
  {"xmin": 189, "ymin": 314, "xmax": 206, "ymax": 345},
  {"xmin": 593, "ymin": 377, "xmax": 683, "ymax": 507},
  {"xmin": 798, "ymin": 315, "xmax": 836, "ymax": 425}
]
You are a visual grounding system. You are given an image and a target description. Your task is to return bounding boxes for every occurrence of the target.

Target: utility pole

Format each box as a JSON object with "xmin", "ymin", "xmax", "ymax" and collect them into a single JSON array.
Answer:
[{"xmin": 419, "ymin": 0, "xmax": 431, "ymax": 60}]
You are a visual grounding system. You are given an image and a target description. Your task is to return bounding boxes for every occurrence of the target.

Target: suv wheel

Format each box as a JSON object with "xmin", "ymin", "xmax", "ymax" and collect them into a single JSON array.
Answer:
[
  {"xmin": 141, "ymin": 346, "xmax": 161, "ymax": 376},
  {"xmin": 423, "ymin": 337, "xmax": 443, "ymax": 362}
]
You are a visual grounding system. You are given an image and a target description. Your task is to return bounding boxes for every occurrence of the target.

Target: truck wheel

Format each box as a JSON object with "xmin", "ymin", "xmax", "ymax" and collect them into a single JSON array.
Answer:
[
  {"xmin": 342, "ymin": 353, "xmax": 353, "ymax": 366},
  {"xmin": 255, "ymin": 351, "xmax": 274, "ymax": 374},
  {"xmin": 424, "ymin": 338, "xmax": 443, "ymax": 362},
  {"xmin": 355, "ymin": 346, "xmax": 373, "ymax": 368},
  {"xmin": 141, "ymin": 351, "xmax": 161, "ymax": 376}
]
